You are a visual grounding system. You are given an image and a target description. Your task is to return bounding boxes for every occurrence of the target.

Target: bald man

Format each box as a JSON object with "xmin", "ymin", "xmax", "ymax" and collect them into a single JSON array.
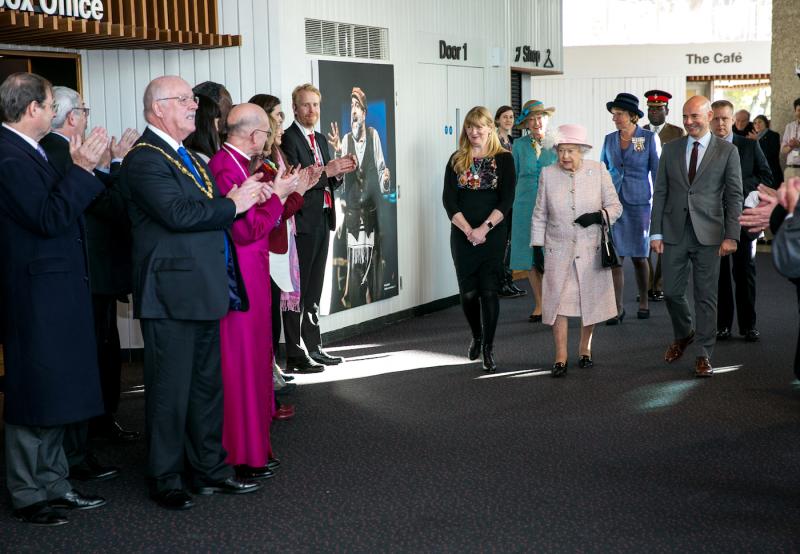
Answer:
[
  {"xmin": 650, "ymin": 95, "xmax": 743, "ymax": 378},
  {"xmin": 119, "ymin": 76, "xmax": 266, "ymax": 510}
]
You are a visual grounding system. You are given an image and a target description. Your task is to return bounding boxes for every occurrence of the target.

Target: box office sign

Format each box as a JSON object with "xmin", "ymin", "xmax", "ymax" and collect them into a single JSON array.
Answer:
[{"xmin": 0, "ymin": 0, "xmax": 105, "ymax": 21}]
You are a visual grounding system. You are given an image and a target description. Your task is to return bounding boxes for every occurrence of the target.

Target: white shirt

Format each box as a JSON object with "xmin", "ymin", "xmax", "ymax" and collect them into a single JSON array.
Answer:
[
  {"xmin": 293, "ymin": 120, "xmax": 322, "ymax": 165},
  {"xmin": 685, "ymin": 131, "xmax": 712, "ymax": 170},
  {"xmin": 147, "ymin": 124, "xmax": 183, "ymax": 154},
  {"xmin": 782, "ymin": 120, "xmax": 800, "ymax": 165}
]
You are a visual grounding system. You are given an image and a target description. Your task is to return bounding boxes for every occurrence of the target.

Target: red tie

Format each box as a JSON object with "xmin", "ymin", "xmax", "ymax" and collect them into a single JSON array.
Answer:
[
  {"xmin": 688, "ymin": 141, "xmax": 699, "ymax": 185},
  {"xmin": 308, "ymin": 133, "xmax": 332, "ymax": 208}
]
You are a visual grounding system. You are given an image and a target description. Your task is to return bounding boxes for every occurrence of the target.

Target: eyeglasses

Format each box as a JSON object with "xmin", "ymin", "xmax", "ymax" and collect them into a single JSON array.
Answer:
[
  {"xmin": 72, "ymin": 107, "xmax": 90, "ymax": 116},
  {"xmin": 251, "ymin": 129, "xmax": 273, "ymax": 138},
  {"xmin": 156, "ymin": 95, "xmax": 199, "ymax": 106},
  {"xmin": 39, "ymin": 101, "xmax": 59, "ymax": 112}
]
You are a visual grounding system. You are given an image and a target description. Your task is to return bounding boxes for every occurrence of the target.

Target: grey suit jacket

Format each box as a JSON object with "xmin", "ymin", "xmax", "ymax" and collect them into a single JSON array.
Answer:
[
  {"xmin": 773, "ymin": 208, "xmax": 800, "ymax": 279},
  {"xmin": 651, "ymin": 134, "xmax": 743, "ymax": 246}
]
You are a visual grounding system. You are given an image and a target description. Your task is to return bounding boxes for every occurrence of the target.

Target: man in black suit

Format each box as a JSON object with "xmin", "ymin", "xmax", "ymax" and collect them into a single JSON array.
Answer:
[
  {"xmin": 710, "ymin": 100, "xmax": 773, "ymax": 342},
  {"xmin": 740, "ymin": 179, "xmax": 800, "ymax": 379},
  {"xmin": 40, "ymin": 86, "xmax": 141, "ymax": 485},
  {"xmin": 119, "ymin": 75, "xmax": 265, "ymax": 510},
  {"xmin": 0, "ymin": 72, "xmax": 109, "ymax": 526},
  {"xmin": 280, "ymin": 83, "xmax": 356, "ymax": 372}
]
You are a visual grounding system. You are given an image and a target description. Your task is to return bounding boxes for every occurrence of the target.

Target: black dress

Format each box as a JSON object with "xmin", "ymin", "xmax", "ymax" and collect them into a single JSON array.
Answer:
[{"xmin": 442, "ymin": 152, "xmax": 516, "ymax": 292}]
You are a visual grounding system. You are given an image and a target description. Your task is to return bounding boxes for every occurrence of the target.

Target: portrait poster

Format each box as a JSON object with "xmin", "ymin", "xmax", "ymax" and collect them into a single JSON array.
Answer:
[{"xmin": 317, "ymin": 60, "xmax": 398, "ymax": 314}]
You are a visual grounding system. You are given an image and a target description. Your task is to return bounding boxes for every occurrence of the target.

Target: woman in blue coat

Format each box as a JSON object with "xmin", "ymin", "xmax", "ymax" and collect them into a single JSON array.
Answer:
[
  {"xmin": 600, "ymin": 93, "xmax": 660, "ymax": 323},
  {"xmin": 510, "ymin": 100, "xmax": 557, "ymax": 321}
]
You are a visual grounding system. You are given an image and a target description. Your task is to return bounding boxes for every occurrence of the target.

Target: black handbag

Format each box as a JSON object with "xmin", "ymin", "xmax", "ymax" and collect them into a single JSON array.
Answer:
[{"xmin": 600, "ymin": 209, "xmax": 620, "ymax": 269}]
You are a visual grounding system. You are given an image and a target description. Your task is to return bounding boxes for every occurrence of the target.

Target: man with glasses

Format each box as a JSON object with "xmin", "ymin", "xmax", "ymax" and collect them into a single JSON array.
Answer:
[
  {"xmin": 119, "ymin": 76, "xmax": 267, "ymax": 510},
  {"xmin": 40, "ymin": 86, "xmax": 141, "ymax": 484},
  {"xmin": 0, "ymin": 72, "xmax": 111, "ymax": 525}
]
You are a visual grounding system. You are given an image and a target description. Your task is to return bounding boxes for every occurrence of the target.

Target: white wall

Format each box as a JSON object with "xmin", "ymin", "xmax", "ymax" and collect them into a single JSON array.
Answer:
[{"xmin": 1, "ymin": 0, "xmax": 563, "ymax": 346}]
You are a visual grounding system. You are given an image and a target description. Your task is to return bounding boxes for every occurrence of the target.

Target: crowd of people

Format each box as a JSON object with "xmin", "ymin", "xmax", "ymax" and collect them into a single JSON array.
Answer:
[
  {"xmin": 443, "ymin": 91, "xmax": 800, "ymax": 379},
  {"xmin": 0, "ymin": 72, "xmax": 358, "ymax": 525},
  {"xmin": 0, "ymin": 70, "xmax": 799, "ymax": 527}
]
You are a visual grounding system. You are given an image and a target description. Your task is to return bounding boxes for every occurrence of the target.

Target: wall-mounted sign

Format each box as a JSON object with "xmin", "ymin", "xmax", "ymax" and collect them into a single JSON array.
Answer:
[
  {"xmin": 685, "ymin": 51, "xmax": 743, "ymax": 65},
  {"xmin": 0, "ymin": 0, "xmax": 105, "ymax": 21},
  {"xmin": 513, "ymin": 45, "xmax": 554, "ymax": 68},
  {"xmin": 416, "ymin": 32, "xmax": 485, "ymax": 66}
]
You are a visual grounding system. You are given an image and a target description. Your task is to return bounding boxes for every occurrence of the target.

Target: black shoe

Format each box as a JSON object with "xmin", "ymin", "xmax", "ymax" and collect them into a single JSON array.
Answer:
[
  {"xmin": 309, "ymin": 349, "xmax": 343, "ymax": 365},
  {"xmin": 468, "ymin": 338, "xmax": 481, "ymax": 361},
  {"xmin": 528, "ymin": 313, "xmax": 542, "ymax": 323},
  {"xmin": 716, "ymin": 327, "xmax": 731, "ymax": 340},
  {"xmin": 281, "ymin": 373, "xmax": 295, "ymax": 382},
  {"xmin": 649, "ymin": 290, "xmax": 665, "ymax": 302},
  {"xmin": 151, "ymin": 489, "xmax": 194, "ymax": 511},
  {"xmin": 92, "ymin": 419, "xmax": 141, "ymax": 443},
  {"xmin": 193, "ymin": 477, "xmax": 261, "ymax": 496},
  {"xmin": 276, "ymin": 382, "xmax": 297, "ymax": 395},
  {"xmin": 481, "ymin": 345, "xmax": 497, "ymax": 373},
  {"xmin": 285, "ymin": 357, "xmax": 325, "ymax": 373},
  {"xmin": 509, "ymin": 284, "xmax": 527, "ymax": 296},
  {"xmin": 267, "ymin": 458, "xmax": 281, "ymax": 471},
  {"xmin": 637, "ymin": 308, "xmax": 650, "ymax": 319},
  {"xmin": 49, "ymin": 490, "xmax": 107, "ymax": 511},
  {"xmin": 578, "ymin": 355, "xmax": 593, "ymax": 368},
  {"xmin": 69, "ymin": 453, "xmax": 120, "ymax": 481},
  {"xmin": 743, "ymin": 328, "xmax": 760, "ymax": 342},
  {"xmin": 498, "ymin": 284, "xmax": 524, "ymax": 298},
  {"xmin": 13, "ymin": 501, "xmax": 69, "ymax": 526},
  {"xmin": 234, "ymin": 465, "xmax": 275, "ymax": 481},
  {"xmin": 606, "ymin": 309, "xmax": 625, "ymax": 326},
  {"xmin": 551, "ymin": 361, "xmax": 568, "ymax": 377}
]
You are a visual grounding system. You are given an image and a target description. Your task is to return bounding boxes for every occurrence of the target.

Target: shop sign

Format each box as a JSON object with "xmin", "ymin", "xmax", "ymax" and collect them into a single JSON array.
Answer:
[
  {"xmin": 0, "ymin": 0, "xmax": 105, "ymax": 21},
  {"xmin": 513, "ymin": 45, "xmax": 554, "ymax": 68}
]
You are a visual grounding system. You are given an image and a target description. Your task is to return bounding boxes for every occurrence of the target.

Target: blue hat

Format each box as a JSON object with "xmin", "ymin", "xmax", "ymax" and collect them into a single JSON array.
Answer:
[{"xmin": 606, "ymin": 92, "xmax": 644, "ymax": 118}]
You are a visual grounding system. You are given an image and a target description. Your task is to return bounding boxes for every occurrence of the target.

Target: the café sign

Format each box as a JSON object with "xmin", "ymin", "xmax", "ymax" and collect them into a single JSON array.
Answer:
[{"xmin": 0, "ymin": 0, "xmax": 105, "ymax": 21}]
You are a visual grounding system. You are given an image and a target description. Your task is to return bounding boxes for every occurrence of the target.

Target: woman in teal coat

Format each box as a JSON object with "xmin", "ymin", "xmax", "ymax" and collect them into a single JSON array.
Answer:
[{"xmin": 510, "ymin": 100, "xmax": 557, "ymax": 321}]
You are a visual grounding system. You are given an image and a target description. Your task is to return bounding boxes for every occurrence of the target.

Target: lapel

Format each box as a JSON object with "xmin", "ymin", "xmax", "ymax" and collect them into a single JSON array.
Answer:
[
  {"xmin": 287, "ymin": 122, "xmax": 315, "ymax": 167},
  {"xmin": 0, "ymin": 126, "xmax": 58, "ymax": 178},
  {"xmin": 692, "ymin": 134, "xmax": 719, "ymax": 185},
  {"xmin": 672, "ymin": 136, "xmax": 690, "ymax": 187}
]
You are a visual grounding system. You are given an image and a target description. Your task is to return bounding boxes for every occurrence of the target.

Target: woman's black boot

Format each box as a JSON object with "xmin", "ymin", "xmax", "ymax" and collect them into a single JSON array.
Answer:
[
  {"xmin": 482, "ymin": 344, "xmax": 497, "ymax": 373},
  {"xmin": 468, "ymin": 337, "xmax": 482, "ymax": 361}
]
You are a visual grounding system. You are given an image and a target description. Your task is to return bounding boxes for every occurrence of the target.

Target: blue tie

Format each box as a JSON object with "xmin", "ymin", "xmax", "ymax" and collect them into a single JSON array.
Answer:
[
  {"xmin": 177, "ymin": 146, "xmax": 203, "ymax": 184},
  {"xmin": 36, "ymin": 144, "xmax": 48, "ymax": 161}
]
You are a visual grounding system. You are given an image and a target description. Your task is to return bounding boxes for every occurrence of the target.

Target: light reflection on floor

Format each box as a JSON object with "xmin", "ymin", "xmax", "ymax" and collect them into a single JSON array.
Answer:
[{"xmin": 287, "ymin": 349, "xmax": 473, "ymax": 384}]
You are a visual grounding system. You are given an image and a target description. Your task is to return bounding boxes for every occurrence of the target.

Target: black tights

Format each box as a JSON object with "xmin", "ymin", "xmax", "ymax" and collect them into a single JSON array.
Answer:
[{"xmin": 460, "ymin": 289, "xmax": 500, "ymax": 347}]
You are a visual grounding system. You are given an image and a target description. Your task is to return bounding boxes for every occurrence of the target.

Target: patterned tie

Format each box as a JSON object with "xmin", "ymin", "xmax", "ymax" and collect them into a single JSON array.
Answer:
[
  {"xmin": 307, "ymin": 133, "xmax": 322, "ymax": 166},
  {"xmin": 36, "ymin": 144, "xmax": 48, "ymax": 161},
  {"xmin": 688, "ymin": 141, "xmax": 699, "ymax": 184},
  {"xmin": 308, "ymin": 133, "xmax": 332, "ymax": 208},
  {"xmin": 177, "ymin": 146, "xmax": 203, "ymax": 184}
]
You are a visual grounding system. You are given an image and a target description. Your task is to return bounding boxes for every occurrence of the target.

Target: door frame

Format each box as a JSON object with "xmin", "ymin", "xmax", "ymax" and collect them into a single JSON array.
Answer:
[{"xmin": 0, "ymin": 49, "xmax": 82, "ymax": 95}]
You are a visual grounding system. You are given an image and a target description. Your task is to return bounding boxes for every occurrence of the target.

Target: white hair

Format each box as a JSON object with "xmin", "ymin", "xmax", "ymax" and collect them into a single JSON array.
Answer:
[{"xmin": 51, "ymin": 86, "xmax": 81, "ymax": 129}]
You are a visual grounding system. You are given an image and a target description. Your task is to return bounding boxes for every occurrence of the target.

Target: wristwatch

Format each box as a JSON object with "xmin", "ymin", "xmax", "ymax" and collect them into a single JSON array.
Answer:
[{"xmin": 485, "ymin": 220, "xmax": 494, "ymax": 230}]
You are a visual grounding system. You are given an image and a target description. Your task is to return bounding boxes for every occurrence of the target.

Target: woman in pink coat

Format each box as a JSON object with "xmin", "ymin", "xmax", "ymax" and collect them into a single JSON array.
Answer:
[
  {"xmin": 531, "ymin": 124, "xmax": 622, "ymax": 377},
  {"xmin": 208, "ymin": 103, "xmax": 298, "ymax": 480}
]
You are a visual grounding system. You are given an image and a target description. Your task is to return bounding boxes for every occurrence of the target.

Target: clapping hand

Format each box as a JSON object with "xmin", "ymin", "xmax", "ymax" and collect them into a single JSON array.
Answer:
[
  {"xmin": 325, "ymin": 153, "xmax": 357, "ymax": 178},
  {"xmin": 70, "ymin": 127, "xmax": 110, "ymax": 173},
  {"xmin": 739, "ymin": 184, "xmax": 778, "ymax": 232},
  {"xmin": 778, "ymin": 177, "xmax": 800, "ymax": 215},
  {"xmin": 111, "ymin": 128, "xmax": 140, "ymax": 160},
  {"xmin": 271, "ymin": 166, "xmax": 300, "ymax": 201},
  {"xmin": 298, "ymin": 164, "xmax": 323, "ymax": 195}
]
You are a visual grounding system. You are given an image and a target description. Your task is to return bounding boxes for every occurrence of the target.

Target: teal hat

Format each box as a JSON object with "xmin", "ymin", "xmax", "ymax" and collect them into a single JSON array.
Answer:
[{"xmin": 514, "ymin": 99, "xmax": 555, "ymax": 129}]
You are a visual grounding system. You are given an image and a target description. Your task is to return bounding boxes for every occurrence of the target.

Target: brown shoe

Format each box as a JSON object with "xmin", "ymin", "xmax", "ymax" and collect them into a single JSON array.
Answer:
[
  {"xmin": 694, "ymin": 356, "xmax": 713, "ymax": 378},
  {"xmin": 664, "ymin": 331, "xmax": 695, "ymax": 363}
]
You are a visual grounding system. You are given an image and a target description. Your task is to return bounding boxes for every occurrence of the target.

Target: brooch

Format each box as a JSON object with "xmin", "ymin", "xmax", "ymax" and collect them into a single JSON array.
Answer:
[{"xmin": 632, "ymin": 137, "xmax": 645, "ymax": 152}]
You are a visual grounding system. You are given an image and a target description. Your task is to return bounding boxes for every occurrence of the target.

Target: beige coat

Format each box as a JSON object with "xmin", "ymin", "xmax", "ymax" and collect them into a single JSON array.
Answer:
[{"xmin": 531, "ymin": 159, "xmax": 623, "ymax": 325}]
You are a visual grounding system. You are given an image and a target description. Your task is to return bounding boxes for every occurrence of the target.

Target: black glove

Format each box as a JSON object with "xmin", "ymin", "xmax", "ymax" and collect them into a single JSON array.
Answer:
[{"xmin": 574, "ymin": 211, "xmax": 603, "ymax": 228}]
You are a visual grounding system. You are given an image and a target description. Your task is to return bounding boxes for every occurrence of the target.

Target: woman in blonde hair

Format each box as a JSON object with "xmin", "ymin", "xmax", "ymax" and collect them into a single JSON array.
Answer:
[{"xmin": 442, "ymin": 106, "xmax": 517, "ymax": 372}]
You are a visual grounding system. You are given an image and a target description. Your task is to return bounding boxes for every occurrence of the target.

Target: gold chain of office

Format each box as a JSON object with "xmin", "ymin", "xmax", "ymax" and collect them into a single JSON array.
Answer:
[{"xmin": 130, "ymin": 143, "xmax": 215, "ymax": 199}]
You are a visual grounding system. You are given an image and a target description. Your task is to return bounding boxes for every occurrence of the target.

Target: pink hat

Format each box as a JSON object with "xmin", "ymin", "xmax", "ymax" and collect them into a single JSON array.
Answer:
[{"xmin": 553, "ymin": 124, "xmax": 592, "ymax": 149}]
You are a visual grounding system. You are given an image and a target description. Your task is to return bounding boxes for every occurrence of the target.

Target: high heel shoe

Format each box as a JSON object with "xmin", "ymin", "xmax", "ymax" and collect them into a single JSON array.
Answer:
[
  {"xmin": 551, "ymin": 361, "xmax": 568, "ymax": 377},
  {"xmin": 468, "ymin": 338, "xmax": 482, "ymax": 361},
  {"xmin": 605, "ymin": 308, "xmax": 626, "ymax": 326},
  {"xmin": 528, "ymin": 313, "xmax": 542, "ymax": 323},
  {"xmin": 481, "ymin": 344, "xmax": 497, "ymax": 373},
  {"xmin": 578, "ymin": 355, "xmax": 593, "ymax": 368}
]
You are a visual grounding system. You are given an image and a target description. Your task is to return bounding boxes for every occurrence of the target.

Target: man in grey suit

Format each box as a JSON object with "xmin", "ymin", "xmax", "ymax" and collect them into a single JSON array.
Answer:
[{"xmin": 650, "ymin": 95, "xmax": 743, "ymax": 377}]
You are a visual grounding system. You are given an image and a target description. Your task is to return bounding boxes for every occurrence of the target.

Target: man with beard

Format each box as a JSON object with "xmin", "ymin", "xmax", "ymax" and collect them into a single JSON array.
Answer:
[
  {"xmin": 643, "ymin": 89, "xmax": 685, "ymax": 302},
  {"xmin": 327, "ymin": 87, "xmax": 391, "ymax": 308},
  {"xmin": 280, "ymin": 84, "xmax": 356, "ymax": 372}
]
